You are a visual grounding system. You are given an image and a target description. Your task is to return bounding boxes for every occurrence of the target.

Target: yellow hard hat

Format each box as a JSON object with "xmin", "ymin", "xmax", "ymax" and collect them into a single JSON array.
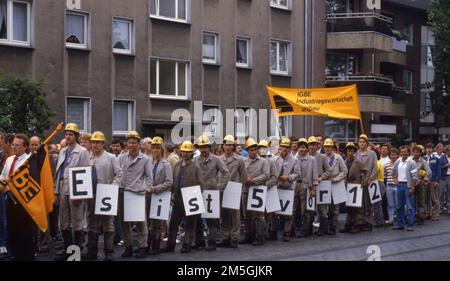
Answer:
[
  {"xmin": 415, "ymin": 145, "xmax": 425, "ymax": 154},
  {"xmin": 258, "ymin": 140, "xmax": 269, "ymax": 148},
  {"xmin": 245, "ymin": 138, "xmax": 258, "ymax": 149},
  {"xmin": 198, "ymin": 135, "xmax": 211, "ymax": 146},
  {"xmin": 307, "ymin": 136, "xmax": 318, "ymax": 144},
  {"xmin": 345, "ymin": 142, "xmax": 357, "ymax": 150},
  {"xmin": 280, "ymin": 138, "xmax": 291, "ymax": 148},
  {"xmin": 323, "ymin": 138, "xmax": 334, "ymax": 147},
  {"xmin": 419, "ymin": 169, "xmax": 427, "ymax": 178},
  {"xmin": 127, "ymin": 131, "xmax": 141, "ymax": 141},
  {"xmin": 359, "ymin": 134, "xmax": 369, "ymax": 142},
  {"xmin": 180, "ymin": 141, "xmax": 194, "ymax": 152},
  {"xmin": 152, "ymin": 136, "xmax": 164, "ymax": 145},
  {"xmin": 298, "ymin": 138, "xmax": 309, "ymax": 146},
  {"xmin": 65, "ymin": 123, "xmax": 80, "ymax": 133},
  {"xmin": 90, "ymin": 131, "xmax": 106, "ymax": 142},
  {"xmin": 223, "ymin": 135, "xmax": 235, "ymax": 145}
]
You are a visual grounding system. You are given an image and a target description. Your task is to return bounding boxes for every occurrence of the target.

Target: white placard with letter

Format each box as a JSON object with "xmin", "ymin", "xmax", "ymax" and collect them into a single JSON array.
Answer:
[
  {"xmin": 276, "ymin": 189, "xmax": 295, "ymax": 216},
  {"xmin": 181, "ymin": 185, "xmax": 205, "ymax": 216},
  {"xmin": 346, "ymin": 183, "xmax": 363, "ymax": 208},
  {"xmin": 69, "ymin": 166, "xmax": 93, "ymax": 200},
  {"xmin": 246, "ymin": 186, "xmax": 267, "ymax": 213},
  {"xmin": 95, "ymin": 184, "xmax": 119, "ymax": 216},
  {"xmin": 201, "ymin": 190, "xmax": 220, "ymax": 219},
  {"xmin": 306, "ymin": 188, "xmax": 316, "ymax": 212},
  {"xmin": 316, "ymin": 180, "xmax": 332, "ymax": 205},
  {"xmin": 222, "ymin": 181, "xmax": 242, "ymax": 210},
  {"xmin": 369, "ymin": 180, "xmax": 382, "ymax": 204},
  {"xmin": 149, "ymin": 191, "xmax": 172, "ymax": 221}
]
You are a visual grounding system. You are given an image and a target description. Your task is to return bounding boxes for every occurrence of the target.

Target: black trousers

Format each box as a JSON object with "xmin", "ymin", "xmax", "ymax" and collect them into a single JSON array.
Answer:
[{"xmin": 6, "ymin": 198, "xmax": 34, "ymax": 261}]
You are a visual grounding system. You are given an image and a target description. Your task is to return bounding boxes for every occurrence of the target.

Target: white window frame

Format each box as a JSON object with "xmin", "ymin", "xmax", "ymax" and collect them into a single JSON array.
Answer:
[
  {"xmin": 149, "ymin": 57, "xmax": 191, "ymax": 100},
  {"xmin": 270, "ymin": 0, "xmax": 291, "ymax": 11},
  {"xmin": 270, "ymin": 39, "xmax": 291, "ymax": 76},
  {"xmin": 0, "ymin": 0, "xmax": 32, "ymax": 47},
  {"xmin": 150, "ymin": 0, "xmax": 190, "ymax": 24},
  {"xmin": 236, "ymin": 36, "xmax": 251, "ymax": 68},
  {"xmin": 66, "ymin": 97, "xmax": 91, "ymax": 133},
  {"xmin": 112, "ymin": 17, "xmax": 134, "ymax": 55},
  {"xmin": 403, "ymin": 69, "xmax": 413, "ymax": 94},
  {"xmin": 113, "ymin": 99, "xmax": 136, "ymax": 136},
  {"xmin": 202, "ymin": 32, "xmax": 219, "ymax": 65},
  {"xmin": 65, "ymin": 10, "xmax": 89, "ymax": 50}
]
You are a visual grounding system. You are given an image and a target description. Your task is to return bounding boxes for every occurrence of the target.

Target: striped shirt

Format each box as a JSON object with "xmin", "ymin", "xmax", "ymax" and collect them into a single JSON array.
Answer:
[{"xmin": 383, "ymin": 161, "xmax": 395, "ymax": 185}]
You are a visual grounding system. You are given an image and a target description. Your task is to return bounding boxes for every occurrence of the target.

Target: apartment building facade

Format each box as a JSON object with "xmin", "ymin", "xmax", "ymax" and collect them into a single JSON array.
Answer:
[
  {"xmin": 324, "ymin": 0, "xmax": 436, "ymax": 143},
  {"xmin": 0, "ymin": 0, "xmax": 326, "ymax": 143}
]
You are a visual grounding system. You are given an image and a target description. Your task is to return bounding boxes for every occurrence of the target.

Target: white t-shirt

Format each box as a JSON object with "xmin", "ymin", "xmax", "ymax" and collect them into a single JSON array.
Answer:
[
  {"xmin": 397, "ymin": 159, "xmax": 408, "ymax": 182},
  {"xmin": 380, "ymin": 156, "xmax": 390, "ymax": 168}
]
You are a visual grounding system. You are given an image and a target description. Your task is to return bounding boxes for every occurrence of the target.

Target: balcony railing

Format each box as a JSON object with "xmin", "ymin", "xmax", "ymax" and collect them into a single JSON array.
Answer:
[
  {"xmin": 327, "ymin": 12, "xmax": 394, "ymax": 36},
  {"xmin": 326, "ymin": 75, "xmax": 393, "ymax": 97}
]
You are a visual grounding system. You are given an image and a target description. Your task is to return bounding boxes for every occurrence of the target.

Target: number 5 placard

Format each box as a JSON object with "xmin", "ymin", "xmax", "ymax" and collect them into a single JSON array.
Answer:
[{"xmin": 346, "ymin": 184, "xmax": 363, "ymax": 208}]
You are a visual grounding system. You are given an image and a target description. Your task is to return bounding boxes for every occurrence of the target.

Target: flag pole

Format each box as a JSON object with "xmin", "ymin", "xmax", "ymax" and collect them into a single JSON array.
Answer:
[
  {"xmin": 359, "ymin": 119, "xmax": 365, "ymax": 135},
  {"xmin": 43, "ymin": 122, "xmax": 65, "ymax": 145}
]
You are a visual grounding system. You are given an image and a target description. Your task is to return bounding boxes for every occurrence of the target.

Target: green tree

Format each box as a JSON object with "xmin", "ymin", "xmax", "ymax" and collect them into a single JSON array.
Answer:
[
  {"xmin": 0, "ymin": 72, "xmax": 54, "ymax": 137},
  {"xmin": 427, "ymin": 0, "xmax": 450, "ymax": 142}
]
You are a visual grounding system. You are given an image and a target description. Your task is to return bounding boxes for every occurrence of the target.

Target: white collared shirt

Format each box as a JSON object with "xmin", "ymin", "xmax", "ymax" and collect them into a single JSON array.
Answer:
[
  {"xmin": 398, "ymin": 158, "xmax": 408, "ymax": 182},
  {"xmin": 0, "ymin": 153, "xmax": 30, "ymax": 181}
]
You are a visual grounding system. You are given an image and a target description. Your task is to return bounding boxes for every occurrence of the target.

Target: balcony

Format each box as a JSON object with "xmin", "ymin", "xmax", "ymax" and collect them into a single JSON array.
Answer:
[
  {"xmin": 327, "ymin": 12, "xmax": 394, "ymax": 52},
  {"xmin": 379, "ymin": 38, "xmax": 408, "ymax": 65},
  {"xmin": 325, "ymin": 75, "xmax": 405, "ymax": 115}
]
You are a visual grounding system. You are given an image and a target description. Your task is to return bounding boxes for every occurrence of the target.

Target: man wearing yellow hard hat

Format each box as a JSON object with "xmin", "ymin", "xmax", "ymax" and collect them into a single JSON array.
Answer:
[
  {"xmin": 163, "ymin": 140, "xmax": 202, "ymax": 254},
  {"xmin": 119, "ymin": 130, "xmax": 153, "ymax": 259},
  {"xmin": 355, "ymin": 134, "xmax": 378, "ymax": 232},
  {"xmin": 218, "ymin": 135, "xmax": 247, "ymax": 248},
  {"xmin": 273, "ymin": 138, "xmax": 300, "ymax": 242},
  {"xmin": 322, "ymin": 138, "xmax": 347, "ymax": 235},
  {"xmin": 339, "ymin": 142, "xmax": 367, "ymax": 234},
  {"xmin": 295, "ymin": 138, "xmax": 319, "ymax": 238},
  {"xmin": 82, "ymin": 131, "xmax": 122, "ymax": 261},
  {"xmin": 240, "ymin": 138, "xmax": 269, "ymax": 246},
  {"xmin": 54, "ymin": 123, "xmax": 91, "ymax": 261},
  {"xmin": 258, "ymin": 139, "xmax": 278, "ymax": 242},
  {"xmin": 146, "ymin": 136, "xmax": 173, "ymax": 255},
  {"xmin": 194, "ymin": 135, "xmax": 230, "ymax": 251},
  {"xmin": 411, "ymin": 145, "xmax": 432, "ymax": 225}
]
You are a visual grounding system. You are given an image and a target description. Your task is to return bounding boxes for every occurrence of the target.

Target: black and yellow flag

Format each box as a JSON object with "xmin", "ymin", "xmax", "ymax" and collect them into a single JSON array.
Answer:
[{"xmin": 6, "ymin": 144, "xmax": 55, "ymax": 232}]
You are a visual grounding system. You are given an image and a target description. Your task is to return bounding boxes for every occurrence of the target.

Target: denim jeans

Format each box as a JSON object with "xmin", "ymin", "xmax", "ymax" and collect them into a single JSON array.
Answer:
[
  {"xmin": 396, "ymin": 182, "xmax": 414, "ymax": 228},
  {"xmin": 386, "ymin": 184, "xmax": 397, "ymax": 221},
  {"xmin": 0, "ymin": 194, "xmax": 7, "ymax": 247}
]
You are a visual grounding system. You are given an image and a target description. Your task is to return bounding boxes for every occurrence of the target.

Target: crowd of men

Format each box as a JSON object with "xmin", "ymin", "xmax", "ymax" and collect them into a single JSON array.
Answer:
[{"xmin": 0, "ymin": 123, "xmax": 449, "ymax": 261}]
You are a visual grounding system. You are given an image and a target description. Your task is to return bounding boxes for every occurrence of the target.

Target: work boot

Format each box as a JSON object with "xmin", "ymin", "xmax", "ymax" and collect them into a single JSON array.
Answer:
[
  {"xmin": 339, "ymin": 224, "xmax": 351, "ymax": 233},
  {"xmin": 360, "ymin": 223, "xmax": 373, "ymax": 232},
  {"xmin": 134, "ymin": 248, "xmax": 147, "ymax": 259},
  {"xmin": 239, "ymin": 234, "xmax": 254, "ymax": 244},
  {"xmin": 121, "ymin": 246, "xmax": 133, "ymax": 258},
  {"xmin": 74, "ymin": 231, "xmax": 84, "ymax": 251},
  {"xmin": 229, "ymin": 240, "xmax": 238, "ymax": 248},
  {"xmin": 54, "ymin": 230, "xmax": 73, "ymax": 261},
  {"xmin": 327, "ymin": 225, "xmax": 336, "ymax": 236},
  {"xmin": 180, "ymin": 243, "xmax": 191, "ymax": 253},
  {"xmin": 81, "ymin": 232, "xmax": 99, "ymax": 261},
  {"xmin": 192, "ymin": 239, "xmax": 206, "ymax": 250},
  {"xmin": 104, "ymin": 232, "xmax": 115, "ymax": 261},
  {"xmin": 267, "ymin": 232, "xmax": 278, "ymax": 241},
  {"xmin": 217, "ymin": 239, "xmax": 230, "ymax": 248},
  {"xmin": 104, "ymin": 250, "xmax": 114, "ymax": 262},
  {"xmin": 205, "ymin": 240, "xmax": 217, "ymax": 251},
  {"xmin": 349, "ymin": 225, "xmax": 361, "ymax": 234},
  {"xmin": 282, "ymin": 233, "xmax": 291, "ymax": 242},
  {"xmin": 252, "ymin": 239, "xmax": 264, "ymax": 246},
  {"xmin": 149, "ymin": 239, "xmax": 161, "ymax": 255},
  {"xmin": 315, "ymin": 218, "xmax": 327, "ymax": 237}
]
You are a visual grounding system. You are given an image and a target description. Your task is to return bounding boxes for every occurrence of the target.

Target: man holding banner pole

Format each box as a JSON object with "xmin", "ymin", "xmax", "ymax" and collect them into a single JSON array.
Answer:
[
  {"xmin": 54, "ymin": 123, "xmax": 91, "ymax": 261},
  {"xmin": 323, "ymin": 139, "xmax": 348, "ymax": 235},
  {"xmin": 147, "ymin": 136, "xmax": 173, "ymax": 255},
  {"xmin": 294, "ymin": 138, "xmax": 318, "ymax": 238},
  {"xmin": 118, "ymin": 131, "xmax": 153, "ymax": 259},
  {"xmin": 240, "ymin": 138, "xmax": 269, "ymax": 246},
  {"xmin": 219, "ymin": 135, "xmax": 247, "ymax": 249},
  {"xmin": 81, "ymin": 131, "xmax": 122, "ymax": 261},
  {"xmin": 274, "ymin": 138, "xmax": 300, "ymax": 242},
  {"xmin": 194, "ymin": 135, "xmax": 230, "ymax": 251},
  {"xmin": 163, "ymin": 141, "xmax": 202, "ymax": 254}
]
